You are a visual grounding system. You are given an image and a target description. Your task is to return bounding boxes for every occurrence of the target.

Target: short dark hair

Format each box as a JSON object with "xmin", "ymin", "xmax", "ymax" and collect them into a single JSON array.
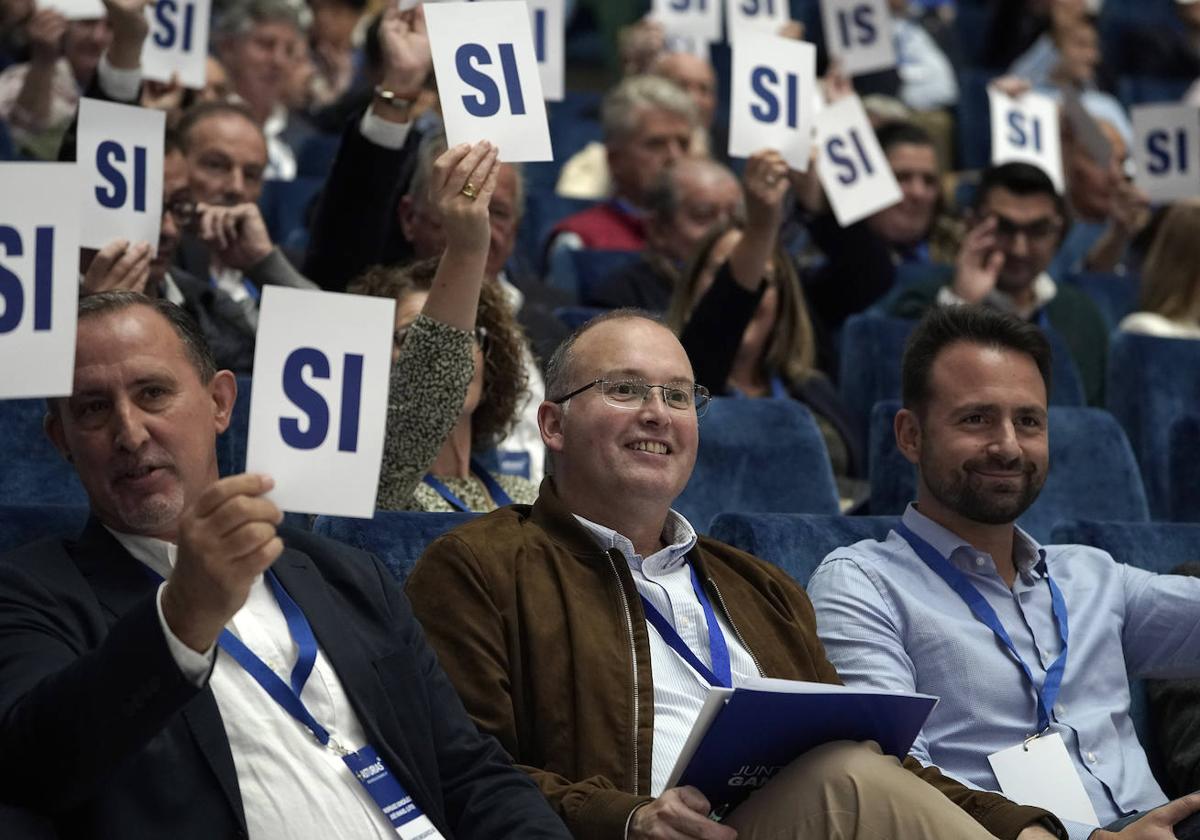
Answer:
[
  {"xmin": 544, "ymin": 308, "xmax": 664, "ymax": 401},
  {"xmin": 176, "ymin": 101, "xmax": 261, "ymax": 151},
  {"xmin": 79, "ymin": 291, "xmax": 218, "ymax": 383},
  {"xmin": 975, "ymin": 161, "xmax": 1067, "ymax": 222},
  {"xmin": 901, "ymin": 305, "xmax": 1053, "ymax": 414},
  {"xmin": 875, "ymin": 120, "xmax": 934, "ymax": 155}
]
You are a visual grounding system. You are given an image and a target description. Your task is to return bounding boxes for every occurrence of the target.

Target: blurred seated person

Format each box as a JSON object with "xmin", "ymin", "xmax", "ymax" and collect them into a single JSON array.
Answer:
[
  {"xmin": 547, "ymin": 74, "xmax": 696, "ymax": 251},
  {"xmin": 668, "ymin": 150, "xmax": 865, "ymax": 506},
  {"xmin": 889, "ymin": 0, "xmax": 958, "ymax": 112},
  {"xmin": 137, "ymin": 55, "xmax": 236, "ymax": 129},
  {"xmin": 0, "ymin": 7, "xmax": 109, "ymax": 158},
  {"xmin": 305, "ymin": 0, "xmax": 367, "ymax": 111},
  {"xmin": 1038, "ymin": 15, "xmax": 1131, "ymax": 142},
  {"xmin": 1119, "ymin": 199, "xmax": 1200, "ymax": 339},
  {"xmin": 1124, "ymin": 0, "xmax": 1200, "ymax": 80},
  {"xmin": 890, "ymin": 161, "xmax": 1109, "ymax": 405},
  {"xmin": 799, "ymin": 119, "xmax": 944, "ymax": 335},
  {"xmin": 586, "ymin": 156, "xmax": 741, "ymax": 312},
  {"xmin": 0, "ymin": 0, "xmax": 33, "ymax": 68},
  {"xmin": 213, "ymin": 0, "xmax": 314, "ymax": 180}
]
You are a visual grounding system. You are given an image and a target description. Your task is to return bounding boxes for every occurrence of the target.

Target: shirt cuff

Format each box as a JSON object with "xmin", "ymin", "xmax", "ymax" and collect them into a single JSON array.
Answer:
[
  {"xmin": 359, "ymin": 109, "xmax": 412, "ymax": 150},
  {"xmin": 155, "ymin": 582, "xmax": 216, "ymax": 687},
  {"xmin": 936, "ymin": 284, "xmax": 969, "ymax": 307},
  {"xmin": 97, "ymin": 53, "xmax": 141, "ymax": 103}
]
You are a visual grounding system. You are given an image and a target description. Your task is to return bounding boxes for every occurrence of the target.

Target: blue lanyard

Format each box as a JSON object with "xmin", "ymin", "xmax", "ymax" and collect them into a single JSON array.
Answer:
[
  {"xmin": 422, "ymin": 459, "xmax": 513, "ymax": 511},
  {"xmin": 896, "ymin": 522, "xmax": 1069, "ymax": 733},
  {"xmin": 640, "ymin": 564, "xmax": 732, "ymax": 688}
]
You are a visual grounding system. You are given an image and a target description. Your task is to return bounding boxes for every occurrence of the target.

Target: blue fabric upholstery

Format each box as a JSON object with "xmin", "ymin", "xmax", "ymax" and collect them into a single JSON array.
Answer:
[
  {"xmin": 569, "ymin": 249, "xmax": 641, "ymax": 304},
  {"xmin": 869, "ymin": 401, "xmax": 1150, "ymax": 540},
  {"xmin": 675, "ymin": 398, "xmax": 839, "ymax": 534},
  {"xmin": 553, "ymin": 305, "xmax": 609, "ymax": 330},
  {"xmin": 0, "ymin": 504, "xmax": 89, "ymax": 554},
  {"xmin": 218, "ymin": 376, "xmax": 253, "ymax": 478},
  {"xmin": 838, "ymin": 314, "xmax": 915, "ymax": 455},
  {"xmin": 1060, "ymin": 272, "xmax": 1138, "ymax": 332},
  {"xmin": 1169, "ymin": 415, "xmax": 1200, "ymax": 522},
  {"xmin": 956, "ymin": 68, "xmax": 995, "ymax": 170},
  {"xmin": 709, "ymin": 512, "xmax": 895, "ymax": 588},
  {"xmin": 1116, "ymin": 75, "xmax": 1191, "ymax": 108},
  {"xmin": 1106, "ymin": 332, "xmax": 1200, "ymax": 519},
  {"xmin": 257, "ymin": 176, "xmax": 324, "ymax": 246},
  {"xmin": 0, "ymin": 399, "xmax": 87, "ymax": 505},
  {"xmin": 312, "ymin": 511, "xmax": 477, "ymax": 583}
]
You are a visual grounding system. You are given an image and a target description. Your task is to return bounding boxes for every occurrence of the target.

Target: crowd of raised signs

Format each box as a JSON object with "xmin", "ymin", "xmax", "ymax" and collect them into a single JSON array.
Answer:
[{"xmin": 2, "ymin": 0, "xmax": 1200, "ymax": 524}]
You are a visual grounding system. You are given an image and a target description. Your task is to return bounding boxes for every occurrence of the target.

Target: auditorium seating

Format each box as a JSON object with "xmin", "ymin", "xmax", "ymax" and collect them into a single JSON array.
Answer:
[
  {"xmin": 312, "ymin": 511, "xmax": 477, "ymax": 583},
  {"xmin": 570, "ymin": 248, "xmax": 642, "ymax": 304},
  {"xmin": 0, "ymin": 504, "xmax": 88, "ymax": 554},
  {"xmin": 674, "ymin": 398, "xmax": 840, "ymax": 533},
  {"xmin": 1105, "ymin": 332, "xmax": 1200, "ymax": 519},
  {"xmin": 1060, "ymin": 272, "xmax": 1138, "ymax": 331},
  {"xmin": 1169, "ymin": 416, "xmax": 1200, "ymax": 522},
  {"xmin": 258, "ymin": 176, "xmax": 324, "ymax": 247},
  {"xmin": 0, "ymin": 399, "xmax": 87, "ymax": 506},
  {"xmin": 553, "ymin": 305, "xmax": 609, "ymax": 330},
  {"xmin": 868, "ymin": 401, "xmax": 1150, "ymax": 541}
]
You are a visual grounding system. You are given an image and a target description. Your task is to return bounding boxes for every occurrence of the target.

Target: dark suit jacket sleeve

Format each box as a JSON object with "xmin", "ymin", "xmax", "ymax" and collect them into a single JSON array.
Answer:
[
  {"xmin": 678, "ymin": 262, "xmax": 765, "ymax": 395},
  {"xmin": 0, "ymin": 546, "xmax": 201, "ymax": 812},
  {"xmin": 302, "ymin": 111, "xmax": 419, "ymax": 292},
  {"xmin": 804, "ymin": 212, "xmax": 897, "ymax": 328},
  {"xmin": 57, "ymin": 64, "xmax": 139, "ymax": 162},
  {"xmin": 373, "ymin": 554, "xmax": 571, "ymax": 839}
]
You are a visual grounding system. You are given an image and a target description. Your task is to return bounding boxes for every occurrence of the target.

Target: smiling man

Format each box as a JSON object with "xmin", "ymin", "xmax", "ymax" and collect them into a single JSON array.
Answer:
[
  {"xmin": 407, "ymin": 309, "xmax": 1068, "ymax": 840},
  {"xmin": 809, "ymin": 305, "xmax": 1200, "ymax": 840}
]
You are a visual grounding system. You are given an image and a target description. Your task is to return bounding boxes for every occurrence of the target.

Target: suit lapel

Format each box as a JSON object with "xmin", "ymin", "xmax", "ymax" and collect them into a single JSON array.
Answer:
[{"xmin": 73, "ymin": 518, "xmax": 248, "ymax": 831}]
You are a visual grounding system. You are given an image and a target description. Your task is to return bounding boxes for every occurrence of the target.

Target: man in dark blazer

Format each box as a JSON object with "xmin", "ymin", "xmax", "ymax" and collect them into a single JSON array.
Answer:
[{"xmin": 0, "ymin": 290, "xmax": 569, "ymax": 840}]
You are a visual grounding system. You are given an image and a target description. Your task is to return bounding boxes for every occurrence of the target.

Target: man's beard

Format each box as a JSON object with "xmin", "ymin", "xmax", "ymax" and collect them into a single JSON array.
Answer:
[{"xmin": 921, "ymin": 449, "xmax": 1045, "ymax": 526}]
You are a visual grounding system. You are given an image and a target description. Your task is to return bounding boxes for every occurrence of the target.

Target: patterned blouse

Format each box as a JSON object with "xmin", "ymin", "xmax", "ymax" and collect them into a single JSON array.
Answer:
[{"xmin": 375, "ymin": 314, "xmax": 538, "ymax": 512}]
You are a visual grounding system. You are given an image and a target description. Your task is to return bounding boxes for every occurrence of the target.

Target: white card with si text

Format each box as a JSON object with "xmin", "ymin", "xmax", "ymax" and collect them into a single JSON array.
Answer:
[
  {"xmin": 989, "ymin": 734, "xmax": 1101, "ymax": 827},
  {"xmin": 141, "ymin": 0, "xmax": 212, "ymax": 89},
  {"xmin": 814, "ymin": 95, "xmax": 901, "ymax": 226},
  {"xmin": 37, "ymin": 0, "xmax": 105, "ymax": 21},
  {"xmin": 652, "ymin": 0, "xmax": 722, "ymax": 44},
  {"xmin": 0, "ymin": 164, "xmax": 80, "ymax": 399},
  {"xmin": 726, "ymin": 0, "xmax": 790, "ymax": 41},
  {"xmin": 989, "ymin": 88, "xmax": 1064, "ymax": 193},
  {"xmin": 246, "ymin": 287, "xmax": 395, "ymax": 518},
  {"xmin": 729, "ymin": 32, "xmax": 816, "ymax": 170},
  {"xmin": 1132, "ymin": 104, "xmax": 1200, "ymax": 203},
  {"xmin": 480, "ymin": 0, "xmax": 564, "ymax": 102},
  {"xmin": 425, "ymin": 1, "xmax": 552, "ymax": 161},
  {"xmin": 820, "ymin": 0, "xmax": 895, "ymax": 77}
]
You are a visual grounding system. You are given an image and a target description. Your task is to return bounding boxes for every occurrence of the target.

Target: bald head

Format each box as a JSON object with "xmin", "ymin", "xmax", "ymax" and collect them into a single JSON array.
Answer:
[{"xmin": 646, "ymin": 157, "xmax": 742, "ymax": 264}]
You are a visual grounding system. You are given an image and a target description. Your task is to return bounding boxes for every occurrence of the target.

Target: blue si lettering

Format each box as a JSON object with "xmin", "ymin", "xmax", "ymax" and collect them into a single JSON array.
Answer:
[
  {"xmin": 1006, "ymin": 111, "xmax": 1043, "ymax": 152},
  {"xmin": 837, "ymin": 4, "xmax": 877, "ymax": 48},
  {"xmin": 0, "ymin": 225, "xmax": 54, "ymax": 334},
  {"xmin": 533, "ymin": 9, "xmax": 546, "ymax": 63},
  {"xmin": 95, "ymin": 141, "xmax": 148, "ymax": 212},
  {"xmin": 749, "ymin": 66, "xmax": 800, "ymax": 129},
  {"xmin": 826, "ymin": 128, "xmax": 875, "ymax": 186},
  {"xmin": 741, "ymin": 0, "xmax": 775, "ymax": 13},
  {"xmin": 1145, "ymin": 127, "xmax": 1187, "ymax": 176},
  {"xmin": 670, "ymin": 0, "xmax": 707, "ymax": 9},
  {"xmin": 456, "ymin": 42, "xmax": 526, "ymax": 117},
  {"xmin": 280, "ymin": 348, "xmax": 365, "ymax": 452},
  {"xmin": 152, "ymin": 0, "xmax": 196, "ymax": 50}
]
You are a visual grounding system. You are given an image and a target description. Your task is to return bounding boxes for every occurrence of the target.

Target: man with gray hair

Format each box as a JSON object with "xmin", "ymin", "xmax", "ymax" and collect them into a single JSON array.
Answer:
[{"xmin": 547, "ymin": 74, "xmax": 697, "ymax": 256}]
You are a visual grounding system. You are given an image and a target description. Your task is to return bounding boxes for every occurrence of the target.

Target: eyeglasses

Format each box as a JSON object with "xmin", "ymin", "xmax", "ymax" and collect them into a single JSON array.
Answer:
[
  {"xmin": 394, "ymin": 324, "xmax": 489, "ymax": 351},
  {"xmin": 551, "ymin": 378, "xmax": 711, "ymax": 417},
  {"xmin": 992, "ymin": 215, "xmax": 1061, "ymax": 245}
]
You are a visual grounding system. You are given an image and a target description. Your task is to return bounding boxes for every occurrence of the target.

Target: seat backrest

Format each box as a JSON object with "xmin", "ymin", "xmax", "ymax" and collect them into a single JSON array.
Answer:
[
  {"xmin": 838, "ymin": 314, "xmax": 916, "ymax": 454},
  {"xmin": 1049, "ymin": 519, "xmax": 1200, "ymax": 575},
  {"xmin": 218, "ymin": 376, "xmax": 254, "ymax": 478},
  {"xmin": 676, "ymin": 398, "xmax": 840, "ymax": 534},
  {"xmin": 0, "ymin": 504, "xmax": 89, "ymax": 555},
  {"xmin": 1106, "ymin": 332, "xmax": 1200, "ymax": 518},
  {"xmin": 870, "ymin": 401, "xmax": 1150, "ymax": 540},
  {"xmin": 569, "ymin": 249, "xmax": 642, "ymax": 304},
  {"xmin": 553, "ymin": 305, "xmax": 609, "ymax": 330},
  {"xmin": 312, "ymin": 511, "xmax": 477, "ymax": 583},
  {"xmin": 709, "ymin": 512, "xmax": 895, "ymax": 588},
  {"xmin": 1169, "ymin": 415, "xmax": 1200, "ymax": 522},
  {"xmin": 0, "ymin": 400, "xmax": 87, "ymax": 505},
  {"xmin": 1060, "ymin": 272, "xmax": 1138, "ymax": 332}
]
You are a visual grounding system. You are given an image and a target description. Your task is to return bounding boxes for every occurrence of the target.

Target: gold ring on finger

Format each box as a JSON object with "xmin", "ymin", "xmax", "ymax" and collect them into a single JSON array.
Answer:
[{"xmin": 460, "ymin": 182, "xmax": 479, "ymax": 200}]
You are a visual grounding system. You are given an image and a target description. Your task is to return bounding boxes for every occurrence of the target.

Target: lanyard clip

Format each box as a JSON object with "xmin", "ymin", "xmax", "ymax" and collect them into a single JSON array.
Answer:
[{"xmin": 1022, "ymin": 725, "xmax": 1051, "ymax": 751}]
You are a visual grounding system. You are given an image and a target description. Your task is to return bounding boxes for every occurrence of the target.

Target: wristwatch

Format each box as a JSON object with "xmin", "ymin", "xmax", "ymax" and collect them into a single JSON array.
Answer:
[{"xmin": 373, "ymin": 86, "xmax": 414, "ymax": 116}]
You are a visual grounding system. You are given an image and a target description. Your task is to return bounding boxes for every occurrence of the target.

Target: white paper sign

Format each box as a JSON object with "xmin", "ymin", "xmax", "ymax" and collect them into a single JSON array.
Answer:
[
  {"xmin": 425, "ymin": 1, "xmax": 552, "ymax": 162},
  {"xmin": 37, "ymin": 0, "xmax": 104, "ymax": 20},
  {"xmin": 989, "ymin": 733, "xmax": 1101, "ymax": 827},
  {"xmin": 820, "ymin": 0, "xmax": 895, "ymax": 77},
  {"xmin": 76, "ymin": 99, "xmax": 165, "ymax": 254},
  {"xmin": 815, "ymin": 95, "xmax": 902, "ymax": 226},
  {"xmin": 726, "ymin": 0, "xmax": 790, "ymax": 40},
  {"xmin": 246, "ymin": 287, "xmax": 394, "ymax": 518},
  {"xmin": 989, "ymin": 88, "xmax": 1064, "ymax": 193},
  {"xmin": 1132, "ymin": 104, "xmax": 1200, "ymax": 203},
  {"xmin": 729, "ymin": 33, "xmax": 816, "ymax": 171},
  {"xmin": 0, "ymin": 164, "xmax": 80, "ymax": 399},
  {"xmin": 652, "ymin": 0, "xmax": 722, "ymax": 45},
  {"xmin": 481, "ymin": 0, "xmax": 563, "ymax": 102},
  {"xmin": 141, "ymin": 0, "xmax": 212, "ymax": 89}
]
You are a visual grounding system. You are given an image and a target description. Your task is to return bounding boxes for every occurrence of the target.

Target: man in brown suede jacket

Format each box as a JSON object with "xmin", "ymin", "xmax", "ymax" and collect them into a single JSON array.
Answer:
[{"xmin": 407, "ymin": 310, "xmax": 1064, "ymax": 840}]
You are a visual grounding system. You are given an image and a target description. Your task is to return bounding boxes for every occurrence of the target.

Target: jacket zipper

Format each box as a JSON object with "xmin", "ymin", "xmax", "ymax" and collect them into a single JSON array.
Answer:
[
  {"xmin": 605, "ymin": 550, "xmax": 641, "ymax": 794},
  {"xmin": 708, "ymin": 577, "xmax": 764, "ymax": 678}
]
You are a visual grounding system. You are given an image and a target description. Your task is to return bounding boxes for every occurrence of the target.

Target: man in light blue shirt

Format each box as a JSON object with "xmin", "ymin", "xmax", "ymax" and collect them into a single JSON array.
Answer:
[{"xmin": 809, "ymin": 305, "xmax": 1200, "ymax": 840}]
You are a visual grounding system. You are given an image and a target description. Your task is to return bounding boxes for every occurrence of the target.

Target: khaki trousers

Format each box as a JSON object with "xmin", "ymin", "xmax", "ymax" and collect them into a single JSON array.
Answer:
[{"xmin": 722, "ymin": 741, "xmax": 996, "ymax": 840}]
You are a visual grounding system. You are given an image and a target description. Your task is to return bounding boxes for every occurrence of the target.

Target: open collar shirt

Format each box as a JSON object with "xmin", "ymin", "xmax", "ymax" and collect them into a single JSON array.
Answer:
[{"xmin": 807, "ymin": 504, "xmax": 1200, "ymax": 840}]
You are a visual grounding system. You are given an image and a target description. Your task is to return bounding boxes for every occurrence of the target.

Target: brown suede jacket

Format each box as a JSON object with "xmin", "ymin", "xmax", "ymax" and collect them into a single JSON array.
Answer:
[{"xmin": 406, "ymin": 480, "xmax": 1064, "ymax": 840}]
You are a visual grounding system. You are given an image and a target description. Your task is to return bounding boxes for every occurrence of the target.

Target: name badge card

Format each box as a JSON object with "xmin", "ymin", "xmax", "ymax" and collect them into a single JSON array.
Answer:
[
  {"xmin": 727, "ymin": 0, "xmax": 790, "ymax": 41},
  {"xmin": 38, "ymin": 0, "xmax": 104, "ymax": 21},
  {"xmin": 76, "ymin": 98, "xmax": 165, "ymax": 253},
  {"xmin": 989, "ymin": 88, "xmax": 1064, "ymax": 193},
  {"xmin": 988, "ymin": 733, "xmax": 1101, "ymax": 827},
  {"xmin": 0, "ymin": 164, "xmax": 80, "ymax": 399},
  {"xmin": 815, "ymin": 94, "xmax": 902, "ymax": 226},
  {"xmin": 652, "ymin": 0, "xmax": 722, "ymax": 45},
  {"xmin": 246, "ymin": 287, "xmax": 394, "ymax": 518},
  {"xmin": 1132, "ymin": 104, "xmax": 1200, "ymax": 203},
  {"xmin": 142, "ymin": 0, "xmax": 212, "ymax": 89},
  {"xmin": 481, "ymin": 0, "xmax": 563, "ymax": 102},
  {"xmin": 729, "ymin": 32, "xmax": 817, "ymax": 171},
  {"xmin": 820, "ymin": 0, "xmax": 896, "ymax": 78},
  {"xmin": 425, "ymin": 1, "xmax": 553, "ymax": 162}
]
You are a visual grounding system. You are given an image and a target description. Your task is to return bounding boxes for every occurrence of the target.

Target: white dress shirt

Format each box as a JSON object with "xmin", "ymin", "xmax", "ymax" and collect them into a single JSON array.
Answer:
[{"xmin": 108, "ymin": 529, "xmax": 398, "ymax": 840}]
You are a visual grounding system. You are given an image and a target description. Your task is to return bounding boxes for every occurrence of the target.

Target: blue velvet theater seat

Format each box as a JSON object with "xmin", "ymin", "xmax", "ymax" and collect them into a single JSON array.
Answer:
[
  {"xmin": 218, "ymin": 376, "xmax": 254, "ymax": 478},
  {"xmin": 0, "ymin": 504, "xmax": 89, "ymax": 554},
  {"xmin": 0, "ymin": 399, "xmax": 87, "ymax": 505},
  {"xmin": 1169, "ymin": 415, "xmax": 1200, "ymax": 523},
  {"xmin": 869, "ymin": 401, "xmax": 1150, "ymax": 541},
  {"xmin": 312, "ymin": 511, "xmax": 477, "ymax": 583},
  {"xmin": 709, "ymin": 512, "xmax": 895, "ymax": 589},
  {"xmin": 675, "ymin": 398, "xmax": 840, "ymax": 534},
  {"xmin": 569, "ymin": 248, "xmax": 642, "ymax": 305},
  {"xmin": 553, "ymin": 305, "xmax": 609, "ymax": 331},
  {"xmin": 1106, "ymin": 332, "xmax": 1200, "ymax": 519}
]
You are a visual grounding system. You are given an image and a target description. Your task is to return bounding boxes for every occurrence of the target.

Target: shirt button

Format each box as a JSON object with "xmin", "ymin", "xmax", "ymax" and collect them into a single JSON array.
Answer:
[
  {"xmin": 1086, "ymin": 751, "xmax": 1097, "ymax": 764},
  {"xmin": 975, "ymin": 557, "xmax": 986, "ymax": 567},
  {"xmin": 1054, "ymin": 703, "xmax": 1066, "ymax": 716}
]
